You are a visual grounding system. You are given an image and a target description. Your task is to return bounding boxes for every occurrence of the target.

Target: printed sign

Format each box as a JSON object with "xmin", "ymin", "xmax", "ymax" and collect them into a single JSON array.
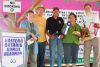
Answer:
[
  {"xmin": 3, "ymin": 1, "xmax": 21, "ymax": 13},
  {"xmin": 1, "ymin": 32, "xmax": 26, "ymax": 67}
]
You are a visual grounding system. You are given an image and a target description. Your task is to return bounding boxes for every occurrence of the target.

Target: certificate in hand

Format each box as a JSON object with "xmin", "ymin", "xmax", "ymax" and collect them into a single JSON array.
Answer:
[{"xmin": 27, "ymin": 39, "xmax": 34, "ymax": 45}]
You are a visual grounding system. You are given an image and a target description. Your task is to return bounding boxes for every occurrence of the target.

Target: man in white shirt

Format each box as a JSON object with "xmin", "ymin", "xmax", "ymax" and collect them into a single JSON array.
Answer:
[{"xmin": 82, "ymin": 3, "xmax": 100, "ymax": 67}]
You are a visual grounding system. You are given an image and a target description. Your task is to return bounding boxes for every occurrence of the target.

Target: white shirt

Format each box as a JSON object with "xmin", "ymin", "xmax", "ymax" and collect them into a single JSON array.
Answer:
[{"xmin": 82, "ymin": 12, "xmax": 99, "ymax": 37}]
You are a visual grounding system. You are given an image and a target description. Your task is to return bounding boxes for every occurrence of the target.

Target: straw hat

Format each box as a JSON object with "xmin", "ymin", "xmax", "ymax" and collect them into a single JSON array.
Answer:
[{"xmin": 35, "ymin": 5, "xmax": 45, "ymax": 11}]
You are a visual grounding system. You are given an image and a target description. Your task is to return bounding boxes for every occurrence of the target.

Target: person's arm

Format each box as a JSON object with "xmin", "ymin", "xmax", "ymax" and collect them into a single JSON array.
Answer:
[
  {"xmin": 46, "ymin": 18, "xmax": 51, "ymax": 37},
  {"xmin": 97, "ymin": 23, "xmax": 100, "ymax": 28},
  {"xmin": 61, "ymin": 24, "xmax": 66, "ymax": 34},
  {"xmin": 60, "ymin": 18, "xmax": 65, "ymax": 39},
  {"xmin": 16, "ymin": 0, "xmax": 43, "ymax": 24},
  {"xmin": 46, "ymin": 18, "xmax": 55, "ymax": 39},
  {"xmin": 79, "ymin": 25, "xmax": 82, "ymax": 37},
  {"xmin": 92, "ymin": 13, "xmax": 100, "ymax": 28},
  {"xmin": 61, "ymin": 18, "xmax": 64, "ymax": 30}
]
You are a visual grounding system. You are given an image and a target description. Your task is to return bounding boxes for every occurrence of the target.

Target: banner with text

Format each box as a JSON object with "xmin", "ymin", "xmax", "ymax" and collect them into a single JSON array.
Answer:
[{"xmin": 0, "ymin": 32, "xmax": 26, "ymax": 67}]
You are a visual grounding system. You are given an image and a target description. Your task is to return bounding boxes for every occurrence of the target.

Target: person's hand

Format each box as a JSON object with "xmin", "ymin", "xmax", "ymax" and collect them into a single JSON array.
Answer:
[
  {"xmin": 81, "ymin": 37, "xmax": 85, "ymax": 41},
  {"xmin": 30, "ymin": 33, "xmax": 38, "ymax": 41},
  {"xmin": 33, "ymin": 36, "xmax": 38, "ymax": 41},
  {"xmin": 30, "ymin": 38, "xmax": 34, "ymax": 41},
  {"xmin": 50, "ymin": 35, "xmax": 55, "ymax": 39},
  {"xmin": 98, "ymin": 24, "xmax": 100, "ymax": 28},
  {"xmin": 94, "ymin": 23, "xmax": 100, "ymax": 28},
  {"xmin": 59, "ymin": 34, "xmax": 64, "ymax": 39},
  {"xmin": 46, "ymin": 41, "xmax": 49, "ymax": 45},
  {"xmin": 72, "ymin": 31, "xmax": 81, "ymax": 37}
]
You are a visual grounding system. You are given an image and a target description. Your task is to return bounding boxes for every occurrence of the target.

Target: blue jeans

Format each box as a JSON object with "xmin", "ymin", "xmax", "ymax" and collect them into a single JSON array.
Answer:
[
  {"xmin": 63, "ymin": 43, "xmax": 79, "ymax": 64},
  {"xmin": 49, "ymin": 37, "xmax": 63, "ymax": 67},
  {"xmin": 37, "ymin": 41, "xmax": 46, "ymax": 67}
]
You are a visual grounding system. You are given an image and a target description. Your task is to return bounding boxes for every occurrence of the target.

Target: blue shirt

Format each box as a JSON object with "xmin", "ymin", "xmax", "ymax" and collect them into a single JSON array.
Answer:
[
  {"xmin": 20, "ymin": 20, "xmax": 40, "ymax": 39},
  {"xmin": 20, "ymin": 20, "xmax": 40, "ymax": 54}
]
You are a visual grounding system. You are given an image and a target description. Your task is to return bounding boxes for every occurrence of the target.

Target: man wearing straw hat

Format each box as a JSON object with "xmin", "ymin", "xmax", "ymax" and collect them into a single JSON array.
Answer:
[{"xmin": 33, "ymin": 5, "xmax": 47, "ymax": 67}]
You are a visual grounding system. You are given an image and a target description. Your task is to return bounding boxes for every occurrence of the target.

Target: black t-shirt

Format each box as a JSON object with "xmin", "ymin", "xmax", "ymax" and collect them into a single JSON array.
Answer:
[{"xmin": 46, "ymin": 17, "xmax": 64, "ymax": 35}]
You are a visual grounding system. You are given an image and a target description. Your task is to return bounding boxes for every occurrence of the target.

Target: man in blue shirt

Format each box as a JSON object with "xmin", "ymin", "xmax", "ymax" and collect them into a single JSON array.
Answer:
[{"xmin": 20, "ymin": 10, "xmax": 40, "ymax": 67}]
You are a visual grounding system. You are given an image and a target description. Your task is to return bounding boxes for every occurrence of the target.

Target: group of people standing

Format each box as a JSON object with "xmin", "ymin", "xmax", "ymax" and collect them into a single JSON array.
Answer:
[{"xmin": 20, "ymin": 3, "xmax": 100, "ymax": 67}]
